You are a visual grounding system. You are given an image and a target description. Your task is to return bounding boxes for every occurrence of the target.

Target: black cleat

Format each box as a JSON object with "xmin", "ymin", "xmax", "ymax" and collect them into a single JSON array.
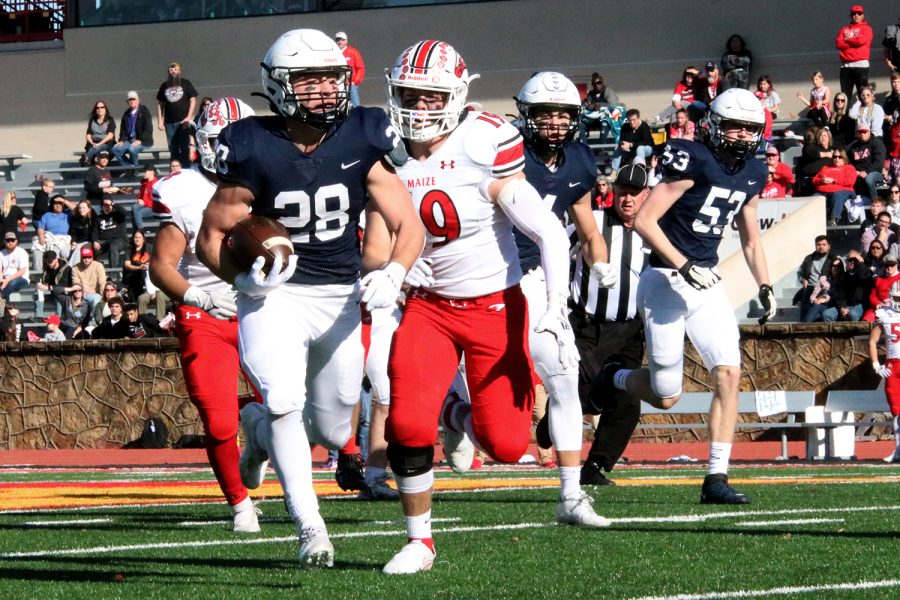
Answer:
[
  {"xmin": 700, "ymin": 474, "xmax": 750, "ymax": 504},
  {"xmin": 335, "ymin": 452, "xmax": 365, "ymax": 491},
  {"xmin": 535, "ymin": 414, "xmax": 552, "ymax": 449},
  {"xmin": 584, "ymin": 358, "xmax": 624, "ymax": 415},
  {"xmin": 580, "ymin": 460, "xmax": 616, "ymax": 486}
]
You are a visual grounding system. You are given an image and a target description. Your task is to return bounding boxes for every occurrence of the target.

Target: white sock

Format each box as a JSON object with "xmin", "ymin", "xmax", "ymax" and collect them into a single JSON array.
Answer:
[
  {"xmin": 266, "ymin": 410, "xmax": 320, "ymax": 528},
  {"xmin": 365, "ymin": 465, "xmax": 386, "ymax": 484},
  {"xmin": 708, "ymin": 442, "xmax": 732, "ymax": 475},
  {"xmin": 559, "ymin": 466, "xmax": 581, "ymax": 498},
  {"xmin": 406, "ymin": 509, "xmax": 432, "ymax": 540},
  {"xmin": 613, "ymin": 369, "xmax": 632, "ymax": 391},
  {"xmin": 230, "ymin": 496, "xmax": 253, "ymax": 514}
]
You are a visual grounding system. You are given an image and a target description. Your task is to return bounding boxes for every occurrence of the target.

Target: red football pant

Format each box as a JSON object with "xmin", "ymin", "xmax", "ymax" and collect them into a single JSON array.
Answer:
[
  {"xmin": 176, "ymin": 305, "xmax": 260, "ymax": 506},
  {"xmin": 386, "ymin": 286, "xmax": 535, "ymax": 463},
  {"xmin": 886, "ymin": 359, "xmax": 900, "ymax": 416}
]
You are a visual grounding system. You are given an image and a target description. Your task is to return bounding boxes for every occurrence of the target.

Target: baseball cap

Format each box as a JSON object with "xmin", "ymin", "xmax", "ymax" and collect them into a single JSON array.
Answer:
[
  {"xmin": 705, "ymin": 61, "xmax": 717, "ymax": 72},
  {"xmin": 97, "ymin": 150, "xmax": 110, "ymax": 157},
  {"xmin": 615, "ymin": 163, "xmax": 649, "ymax": 189},
  {"xmin": 856, "ymin": 124, "xmax": 870, "ymax": 133},
  {"xmin": 126, "ymin": 90, "xmax": 139, "ymax": 100},
  {"xmin": 850, "ymin": 5, "xmax": 864, "ymax": 13},
  {"xmin": 4, "ymin": 232, "xmax": 17, "ymax": 241},
  {"xmin": 169, "ymin": 62, "xmax": 181, "ymax": 69},
  {"xmin": 334, "ymin": 31, "xmax": 347, "ymax": 40},
  {"xmin": 43, "ymin": 314, "xmax": 61, "ymax": 326},
  {"xmin": 884, "ymin": 253, "xmax": 898, "ymax": 265},
  {"xmin": 80, "ymin": 247, "xmax": 93, "ymax": 258}
]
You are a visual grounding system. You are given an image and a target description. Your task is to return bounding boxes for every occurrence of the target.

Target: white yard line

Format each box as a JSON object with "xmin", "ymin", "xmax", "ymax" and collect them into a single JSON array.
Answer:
[
  {"xmin": 612, "ymin": 504, "xmax": 900, "ymax": 524},
  {"xmin": 735, "ymin": 518, "xmax": 844, "ymax": 527},
  {"xmin": 18, "ymin": 518, "xmax": 112, "ymax": 527},
  {"xmin": 630, "ymin": 579, "xmax": 900, "ymax": 600}
]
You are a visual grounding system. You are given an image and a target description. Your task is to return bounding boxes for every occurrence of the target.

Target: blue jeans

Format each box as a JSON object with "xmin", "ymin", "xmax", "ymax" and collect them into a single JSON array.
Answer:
[
  {"xmin": 822, "ymin": 303, "xmax": 863, "ymax": 322},
  {"xmin": 349, "ymin": 84, "xmax": 360, "ymax": 108},
  {"xmin": 86, "ymin": 143, "xmax": 113, "ymax": 162},
  {"xmin": 863, "ymin": 171, "xmax": 884, "ymax": 202},
  {"xmin": 165, "ymin": 121, "xmax": 192, "ymax": 165},
  {"xmin": 112, "ymin": 141, "xmax": 148, "ymax": 167},
  {"xmin": 611, "ymin": 144, "xmax": 653, "ymax": 172},
  {"xmin": 0, "ymin": 277, "xmax": 28, "ymax": 300},
  {"xmin": 357, "ymin": 386, "xmax": 372, "ymax": 461},
  {"xmin": 132, "ymin": 204, "xmax": 158, "ymax": 230},
  {"xmin": 802, "ymin": 302, "xmax": 830, "ymax": 322},
  {"xmin": 828, "ymin": 190, "xmax": 857, "ymax": 220}
]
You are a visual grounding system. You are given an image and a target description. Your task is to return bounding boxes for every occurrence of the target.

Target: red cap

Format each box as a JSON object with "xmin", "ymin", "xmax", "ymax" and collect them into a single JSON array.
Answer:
[
  {"xmin": 43, "ymin": 314, "xmax": 61, "ymax": 326},
  {"xmin": 850, "ymin": 4, "xmax": 864, "ymax": 13},
  {"xmin": 80, "ymin": 247, "xmax": 93, "ymax": 258}
]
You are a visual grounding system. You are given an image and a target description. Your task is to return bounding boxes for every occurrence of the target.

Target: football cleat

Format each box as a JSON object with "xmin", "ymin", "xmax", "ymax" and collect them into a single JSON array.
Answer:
[
  {"xmin": 580, "ymin": 460, "xmax": 616, "ymax": 486},
  {"xmin": 238, "ymin": 403, "xmax": 269, "ymax": 490},
  {"xmin": 556, "ymin": 491, "xmax": 611, "ymax": 528},
  {"xmin": 335, "ymin": 451, "xmax": 366, "ymax": 491},
  {"xmin": 382, "ymin": 540, "xmax": 436, "ymax": 575},
  {"xmin": 230, "ymin": 500, "xmax": 262, "ymax": 533},
  {"xmin": 700, "ymin": 474, "xmax": 750, "ymax": 504},
  {"xmin": 883, "ymin": 452, "xmax": 900, "ymax": 463},
  {"xmin": 584, "ymin": 358, "xmax": 624, "ymax": 415},
  {"xmin": 299, "ymin": 526, "xmax": 334, "ymax": 568},
  {"xmin": 359, "ymin": 474, "xmax": 400, "ymax": 501},
  {"xmin": 535, "ymin": 413, "xmax": 552, "ymax": 449}
]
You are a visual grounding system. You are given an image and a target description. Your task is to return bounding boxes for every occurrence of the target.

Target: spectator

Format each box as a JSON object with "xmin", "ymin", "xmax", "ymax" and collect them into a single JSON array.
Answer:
[
  {"xmin": 721, "ymin": 34, "xmax": 752, "ymax": 89},
  {"xmin": 886, "ymin": 185, "xmax": 900, "ymax": 222},
  {"xmin": 884, "ymin": 13, "xmax": 900, "ymax": 73},
  {"xmin": 0, "ymin": 191, "xmax": 28, "ymax": 241},
  {"xmin": 91, "ymin": 295, "xmax": 128, "ymax": 339},
  {"xmin": 761, "ymin": 171, "xmax": 779, "ymax": 199},
  {"xmin": 335, "ymin": 31, "xmax": 365, "ymax": 107},
  {"xmin": 34, "ymin": 195, "xmax": 72, "ymax": 270},
  {"xmin": 35, "ymin": 250, "xmax": 72, "ymax": 316},
  {"xmin": 653, "ymin": 66, "xmax": 699, "ymax": 124},
  {"xmin": 796, "ymin": 71, "xmax": 832, "ymax": 127},
  {"xmin": 594, "ymin": 176, "xmax": 613, "ymax": 210},
  {"xmin": 123, "ymin": 301, "xmax": 164, "ymax": 338},
  {"xmin": 866, "ymin": 239, "xmax": 887, "ymax": 274},
  {"xmin": 122, "ymin": 229, "xmax": 150, "ymax": 301},
  {"xmin": 193, "ymin": 96, "xmax": 213, "ymax": 128},
  {"xmin": 836, "ymin": 4, "xmax": 873, "ymax": 99},
  {"xmin": 81, "ymin": 99, "xmax": 116, "ymax": 167},
  {"xmin": 67, "ymin": 200, "xmax": 98, "ymax": 261},
  {"xmin": 93, "ymin": 280, "xmax": 121, "ymax": 326},
  {"xmin": 864, "ymin": 252, "xmax": 900, "ymax": 321},
  {"xmin": 860, "ymin": 196, "xmax": 891, "ymax": 235},
  {"xmin": 111, "ymin": 91, "xmax": 154, "ymax": 169},
  {"xmin": 691, "ymin": 61, "xmax": 730, "ymax": 115},
  {"xmin": 755, "ymin": 75, "xmax": 781, "ymax": 118},
  {"xmin": 862, "ymin": 211, "xmax": 897, "ymax": 254},
  {"xmin": 0, "ymin": 304, "xmax": 18, "ymax": 342},
  {"xmin": 829, "ymin": 92, "xmax": 857, "ymax": 147},
  {"xmin": 803, "ymin": 257, "xmax": 844, "ymax": 322},
  {"xmin": 813, "ymin": 148, "xmax": 859, "ymax": 224},
  {"xmin": 156, "ymin": 62, "xmax": 198, "ymax": 165},
  {"xmin": 612, "ymin": 108, "xmax": 653, "ymax": 172},
  {"xmin": 41, "ymin": 314, "xmax": 66, "ymax": 342},
  {"xmin": 169, "ymin": 159, "xmax": 182, "ymax": 173},
  {"xmin": 0, "ymin": 232, "xmax": 29, "ymax": 304},
  {"xmin": 848, "ymin": 124, "xmax": 887, "ymax": 201},
  {"xmin": 83, "ymin": 150, "xmax": 120, "ymax": 204},
  {"xmin": 796, "ymin": 235, "xmax": 834, "ymax": 316},
  {"xmin": 796, "ymin": 127, "xmax": 836, "ymax": 194},
  {"xmin": 764, "ymin": 147, "xmax": 794, "ymax": 196},
  {"xmin": 31, "ymin": 177, "xmax": 54, "ymax": 226},
  {"xmin": 583, "ymin": 73, "xmax": 619, "ymax": 111},
  {"xmin": 132, "ymin": 166, "xmax": 159, "ymax": 230},
  {"xmin": 884, "ymin": 75, "xmax": 900, "ymax": 182},
  {"xmin": 581, "ymin": 73, "xmax": 620, "ymax": 143},
  {"xmin": 826, "ymin": 251, "xmax": 871, "ymax": 321},
  {"xmin": 72, "ymin": 246, "xmax": 106, "ymax": 311},
  {"xmin": 94, "ymin": 195, "xmax": 128, "ymax": 269},
  {"xmin": 668, "ymin": 108, "xmax": 695, "ymax": 140},
  {"xmin": 849, "ymin": 85, "xmax": 885, "ymax": 137}
]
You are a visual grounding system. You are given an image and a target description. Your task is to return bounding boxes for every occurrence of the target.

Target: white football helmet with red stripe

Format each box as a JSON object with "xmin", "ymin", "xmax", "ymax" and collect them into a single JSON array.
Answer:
[
  {"xmin": 195, "ymin": 98, "xmax": 255, "ymax": 173},
  {"xmin": 386, "ymin": 40, "xmax": 477, "ymax": 141}
]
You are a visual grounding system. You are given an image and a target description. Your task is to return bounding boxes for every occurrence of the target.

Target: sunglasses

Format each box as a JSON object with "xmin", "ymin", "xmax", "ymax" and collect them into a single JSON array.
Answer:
[{"xmin": 95, "ymin": 105, "xmax": 106, "ymax": 109}]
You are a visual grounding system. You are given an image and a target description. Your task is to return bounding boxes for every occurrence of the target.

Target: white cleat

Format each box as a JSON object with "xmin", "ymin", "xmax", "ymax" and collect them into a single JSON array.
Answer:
[
  {"xmin": 883, "ymin": 453, "xmax": 900, "ymax": 463},
  {"xmin": 443, "ymin": 427, "xmax": 474, "ymax": 474},
  {"xmin": 382, "ymin": 540, "xmax": 435, "ymax": 575},
  {"xmin": 556, "ymin": 491, "xmax": 611, "ymax": 528},
  {"xmin": 299, "ymin": 526, "xmax": 334, "ymax": 568},
  {"xmin": 239, "ymin": 403, "xmax": 269, "ymax": 490},
  {"xmin": 231, "ymin": 502, "xmax": 262, "ymax": 533}
]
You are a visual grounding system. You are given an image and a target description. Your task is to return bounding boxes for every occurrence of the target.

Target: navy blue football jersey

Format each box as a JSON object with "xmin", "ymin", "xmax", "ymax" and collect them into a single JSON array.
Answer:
[
  {"xmin": 656, "ymin": 139, "xmax": 767, "ymax": 267},
  {"xmin": 216, "ymin": 107, "xmax": 400, "ymax": 284},
  {"xmin": 515, "ymin": 139, "xmax": 597, "ymax": 272}
]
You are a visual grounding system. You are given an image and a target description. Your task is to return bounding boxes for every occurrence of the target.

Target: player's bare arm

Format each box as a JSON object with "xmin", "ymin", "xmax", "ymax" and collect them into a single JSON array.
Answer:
[
  {"xmin": 149, "ymin": 223, "xmax": 191, "ymax": 301},
  {"xmin": 734, "ymin": 195, "xmax": 771, "ymax": 287},
  {"xmin": 634, "ymin": 178, "xmax": 695, "ymax": 268},
  {"xmin": 365, "ymin": 157, "xmax": 424, "ymax": 271},
  {"xmin": 870, "ymin": 325, "xmax": 883, "ymax": 366},
  {"xmin": 568, "ymin": 190, "xmax": 609, "ymax": 264},
  {"xmin": 196, "ymin": 183, "xmax": 252, "ymax": 284},
  {"xmin": 361, "ymin": 206, "xmax": 394, "ymax": 273}
]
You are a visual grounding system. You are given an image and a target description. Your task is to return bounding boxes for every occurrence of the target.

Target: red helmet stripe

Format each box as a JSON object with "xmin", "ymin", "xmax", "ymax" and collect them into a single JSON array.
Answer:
[
  {"xmin": 225, "ymin": 97, "xmax": 240, "ymax": 120},
  {"xmin": 411, "ymin": 40, "xmax": 439, "ymax": 71}
]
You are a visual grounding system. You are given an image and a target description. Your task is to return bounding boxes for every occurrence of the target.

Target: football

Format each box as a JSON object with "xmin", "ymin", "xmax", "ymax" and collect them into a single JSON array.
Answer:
[{"xmin": 227, "ymin": 215, "xmax": 293, "ymax": 275}]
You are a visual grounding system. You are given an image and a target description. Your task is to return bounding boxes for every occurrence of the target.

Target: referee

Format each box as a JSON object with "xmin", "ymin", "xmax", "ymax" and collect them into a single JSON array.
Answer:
[{"xmin": 569, "ymin": 163, "xmax": 650, "ymax": 485}]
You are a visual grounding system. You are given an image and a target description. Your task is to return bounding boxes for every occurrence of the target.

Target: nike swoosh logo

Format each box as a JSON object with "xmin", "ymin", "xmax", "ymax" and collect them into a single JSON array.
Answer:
[
  {"xmin": 568, "ymin": 182, "xmax": 580, "ymax": 188},
  {"xmin": 748, "ymin": 180, "xmax": 758, "ymax": 185},
  {"xmin": 341, "ymin": 160, "xmax": 361, "ymax": 169}
]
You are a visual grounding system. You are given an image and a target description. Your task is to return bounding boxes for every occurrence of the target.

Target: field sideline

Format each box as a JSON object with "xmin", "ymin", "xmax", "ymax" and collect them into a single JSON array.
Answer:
[{"xmin": 2, "ymin": 459, "xmax": 900, "ymax": 599}]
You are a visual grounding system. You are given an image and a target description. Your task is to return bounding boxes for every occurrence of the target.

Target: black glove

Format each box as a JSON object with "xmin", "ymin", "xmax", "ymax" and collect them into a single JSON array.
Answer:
[{"xmin": 677, "ymin": 259, "xmax": 721, "ymax": 290}]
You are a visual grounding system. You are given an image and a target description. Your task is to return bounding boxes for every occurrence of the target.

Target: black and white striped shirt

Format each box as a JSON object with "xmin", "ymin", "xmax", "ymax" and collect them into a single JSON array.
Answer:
[{"xmin": 570, "ymin": 208, "xmax": 649, "ymax": 321}]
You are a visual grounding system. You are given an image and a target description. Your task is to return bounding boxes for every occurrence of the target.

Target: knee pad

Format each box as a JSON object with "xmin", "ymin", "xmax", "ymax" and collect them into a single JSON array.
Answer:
[
  {"xmin": 387, "ymin": 444, "xmax": 434, "ymax": 477},
  {"xmin": 649, "ymin": 358, "xmax": 682, "ymax": 400}
]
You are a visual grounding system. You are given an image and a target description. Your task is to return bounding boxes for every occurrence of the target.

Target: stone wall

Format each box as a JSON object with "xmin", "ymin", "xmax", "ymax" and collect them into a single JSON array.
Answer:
[{"xmin": 0, "ymin": 323, "xmax": 880, "ymax": 449}]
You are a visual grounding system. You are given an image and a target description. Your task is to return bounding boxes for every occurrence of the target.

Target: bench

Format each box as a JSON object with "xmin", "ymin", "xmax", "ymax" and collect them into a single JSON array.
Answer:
[
  {"xmin": 638, "ymin": 391, "xmax": 816, "ymax": 459},
  {"xmin": 72, "ymin": 147, "xmax": 171, "ymax": 161},
  {"xmin": 824, "ymin": 389, "xmax": 893, "ymax": 432},
  {"xmin": 0, "ymin": 153, "xmax": 32, "ymax": 181}
]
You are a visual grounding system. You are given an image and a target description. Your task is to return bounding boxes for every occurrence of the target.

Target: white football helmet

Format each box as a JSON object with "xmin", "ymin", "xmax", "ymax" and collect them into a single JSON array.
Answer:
[
  {"xmin": 195, "ymin": 98, "xmax": 255, "ymax": 173},
  {"xmin": 707, "ymin": 88, "xmax": 766, "ymax": 161},
  {"xmin": 260, "ymin": 29, "xmax": 350, "ymax": 128},
  {"xmin": 515, "ymin": 71, "xmax": 582, "ymax": 152},
  {"xmin": 891, "ymin": 280, "xmax": 900, "ymax": 311},
  {"xmin": 385, "ymin": 40, "xmax": 476, "ymax": 141}
]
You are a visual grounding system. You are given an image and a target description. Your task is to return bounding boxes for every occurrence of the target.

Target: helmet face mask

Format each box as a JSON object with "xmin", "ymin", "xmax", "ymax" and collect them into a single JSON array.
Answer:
[
  {"xmin": 515, "ymin": 72, "xmax": 582, "ymax": 153},
  {"xmin": 385, "ymin": 40, "xmax": 473, "ymax": 142},
  {"xmin": 195, "ymin": 98, "xmax": 255, "ymax": 173},
  {"xmin": 261, "ymin": 29, "xmax": 351, "ymax": 129},
  {"xmin": 706, "ymin": 88, "xmax": 766, "ymax": 161}
]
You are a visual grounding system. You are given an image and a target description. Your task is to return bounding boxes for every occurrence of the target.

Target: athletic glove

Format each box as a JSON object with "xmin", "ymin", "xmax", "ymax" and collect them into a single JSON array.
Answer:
[
  {"xmin": 758, "ymin": 284, "xmax": 776, "ymax": 325},
  {"xmin": 590, "ymin": 262, "xmax": 619, "ymax": 289},
  {"xmin": 873, "ymin": 361, "xmax": 892, "ymax": 379},
  {"xmin": 183, "ymin": 285, "xmax": 238, "ymax": 320},
  {"xmin": 403, "ymin": 257, "xmax": 435, "ymax": 289},
  {"xmin": 534, "ymin": 295, "xmax": 580, "ymax": 370},
  {"xmin": 361, "ymin": 261, "xmax": 406, "ymax": 311},
  {"xmin": 678, "ymin": 259, "xmax": 721, "ymax": 291},
  {"xmin": 234, "ymin": 255, "xmax": 297, "ymax": 298}
]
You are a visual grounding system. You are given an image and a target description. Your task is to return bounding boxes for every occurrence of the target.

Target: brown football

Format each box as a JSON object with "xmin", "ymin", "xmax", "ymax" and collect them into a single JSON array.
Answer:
[{"xmin": 227, "ymin": 215, "xmax": 293, "ymax": 275}]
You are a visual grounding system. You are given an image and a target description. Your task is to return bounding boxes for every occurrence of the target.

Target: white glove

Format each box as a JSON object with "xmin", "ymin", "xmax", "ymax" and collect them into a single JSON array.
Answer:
[
  {"xmin": 590, "ymin": 262, "xmax": 618, "ymax": 288},
  {"xmin": 533, "ymin": 296, "xmax": 580, "ymax": 370},
  {"xmin": 234, "ymin": 255, "xmax": 297, "ymax": 298},
  {"xmin": 183, "ymin": 285, "xmax": 238, "ymax": 320},
  {"xmin": 404, "ymin": 258, "xmax": 434, "ymax": 288},
  {"xmin": 758, "ymin": 284, "xmax": 777, "ymax": 325},
  {"xmin": 678, "ymin": 260, "xmax": 721, "ymax": 291},
  {"xmin": 873, "ymin": 361, "xmax": 892, "ymax": 379},
  {"xmin": 360, "ymin": 261, "xmax": 406, "ymax": 311}
]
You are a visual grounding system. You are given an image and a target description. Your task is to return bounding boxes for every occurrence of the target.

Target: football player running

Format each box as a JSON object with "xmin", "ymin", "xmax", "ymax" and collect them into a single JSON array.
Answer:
[
  {"xmin": 593, "ymin": 88, "xmax": 776, "ymax": 504},
  {"xmin": 196, "ymin": 29, "xmax": 423, "ymax": 568},
  {"xmin": 381, "ymin": 41, "xmax": 607, "ymax": 576},
  {"xmin": 149, "ymin": 97, "xmax": 262, "ymax": 533},
  {"xmin": 513, "ymin": 72, "xmax": 618, "ymax": 520},
  {"xmin": 869, "ymin": 280, "xmax": 900, "ymax": 463}
]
